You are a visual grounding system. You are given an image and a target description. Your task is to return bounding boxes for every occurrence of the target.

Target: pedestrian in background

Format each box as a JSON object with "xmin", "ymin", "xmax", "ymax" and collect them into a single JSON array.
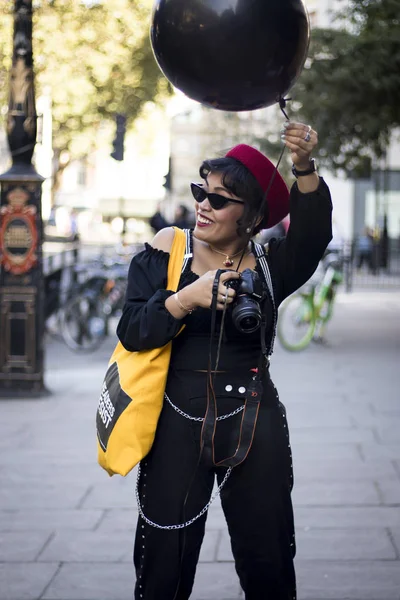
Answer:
[
  {"xmin": 356, "ymin": 226, "xmax": 374, "ymax": 272},
  {"xmin": 172, "ymin": 203, "xmax": 192, "ymax": 229},
  {"xmin": 70, "ymin": 209, "xmax": 80, "ymax": 242},
  {"xmin": 150, "ymin": 202, "xmax": 169, "ymax": 233}
]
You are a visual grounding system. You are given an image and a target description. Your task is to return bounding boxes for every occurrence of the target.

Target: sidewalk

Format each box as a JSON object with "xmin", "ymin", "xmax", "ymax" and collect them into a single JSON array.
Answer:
[{"xmin": 0, "ymin": 291, "xmax": 399, "ymax": 600}]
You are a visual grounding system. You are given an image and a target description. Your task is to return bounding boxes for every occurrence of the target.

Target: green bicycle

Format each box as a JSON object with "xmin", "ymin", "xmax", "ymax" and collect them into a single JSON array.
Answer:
[{"xmin": 277, "ymin": 253, "xmax": 343, "ymax": 351}]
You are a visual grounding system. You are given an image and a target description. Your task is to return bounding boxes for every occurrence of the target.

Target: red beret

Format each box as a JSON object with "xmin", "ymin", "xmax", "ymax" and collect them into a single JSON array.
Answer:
[{"xmin": 225, "ymin": 144, "xmax": 289, "ymax": 228}]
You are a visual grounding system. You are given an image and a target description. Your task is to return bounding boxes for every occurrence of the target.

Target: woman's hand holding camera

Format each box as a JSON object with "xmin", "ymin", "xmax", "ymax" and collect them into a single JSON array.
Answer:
[{"xmin": 172, "ymin": 270, "xmax": 240, "ymax": 316}]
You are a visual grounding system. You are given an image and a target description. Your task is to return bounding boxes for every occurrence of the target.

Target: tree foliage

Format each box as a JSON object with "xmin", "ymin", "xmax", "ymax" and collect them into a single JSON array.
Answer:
[
  {"xmin": 291, "ymin": 0, "xmax": 400, "ymax": 176},
  {"xmin": 0, "ymin": 0, "xmax": 169, "ymax": 188}
]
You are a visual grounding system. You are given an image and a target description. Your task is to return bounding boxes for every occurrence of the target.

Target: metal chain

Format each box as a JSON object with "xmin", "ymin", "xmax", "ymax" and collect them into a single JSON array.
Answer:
[
  {"xmin": 135, "ymin": 463, "xmax": 232, "ymax": 530},
  {"xmin": 164, "ymin": 393, "xmax": 245, "ymax": 422}
]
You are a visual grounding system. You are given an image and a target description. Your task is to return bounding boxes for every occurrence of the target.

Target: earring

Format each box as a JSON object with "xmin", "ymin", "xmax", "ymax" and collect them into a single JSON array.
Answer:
[{"xmin": 246, "ymin": 227, "xmax": 251, "ymax": 233}]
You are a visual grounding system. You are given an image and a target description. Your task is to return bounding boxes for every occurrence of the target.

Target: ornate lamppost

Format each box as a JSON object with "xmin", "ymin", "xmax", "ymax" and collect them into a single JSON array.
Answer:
[{"xmin": 0, "ymin": 0, "xmax": 45, "ymax": 395}]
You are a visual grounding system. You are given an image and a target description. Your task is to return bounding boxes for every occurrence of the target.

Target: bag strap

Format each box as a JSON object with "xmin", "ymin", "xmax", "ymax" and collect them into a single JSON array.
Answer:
[
  {"xmin": 181, "ymin": 228, "xmax": 192, "ymax": 274},
  {"xmin": 167, "ymin": 227, "xmax": 189, "ymax": 290}
]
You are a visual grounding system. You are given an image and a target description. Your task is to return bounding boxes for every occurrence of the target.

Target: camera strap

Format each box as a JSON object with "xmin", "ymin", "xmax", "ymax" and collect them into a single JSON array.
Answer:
[{"xmin": 200, "ymin": 267, "xmax": 272, "ymax": 469}]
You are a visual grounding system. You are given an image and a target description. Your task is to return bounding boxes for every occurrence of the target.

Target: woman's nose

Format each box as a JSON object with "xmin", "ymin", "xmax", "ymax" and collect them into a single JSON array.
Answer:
[{"xmin": 198, "ymin": 197, "xmax": 212, "ymax": 211}]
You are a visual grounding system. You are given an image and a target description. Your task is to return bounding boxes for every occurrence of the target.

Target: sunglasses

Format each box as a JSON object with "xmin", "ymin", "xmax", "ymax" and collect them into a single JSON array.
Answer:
[{"xmin": 190, "ymin": 182, "xmax": 245, "ymax": 210}]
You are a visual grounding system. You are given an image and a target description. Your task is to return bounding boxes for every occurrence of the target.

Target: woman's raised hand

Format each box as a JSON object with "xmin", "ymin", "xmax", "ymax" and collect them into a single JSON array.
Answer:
[
  {"xmin": 180, "ymin": 269, "xmax": 241, "ymax": 311},
  {"xmin": 281, "ymin": 122, "xmax": 318, "ymax": 169}
]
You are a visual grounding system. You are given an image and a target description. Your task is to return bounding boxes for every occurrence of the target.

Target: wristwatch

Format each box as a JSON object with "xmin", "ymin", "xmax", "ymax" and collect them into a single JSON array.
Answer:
[{"xmin": 292, "ymin": 158, "xmax": 317, "ymax": 178}]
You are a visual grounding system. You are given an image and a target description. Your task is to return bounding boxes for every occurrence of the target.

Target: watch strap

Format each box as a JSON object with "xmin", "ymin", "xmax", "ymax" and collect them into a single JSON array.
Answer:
[{"xmin": 292, "ymin": 158, "xmax": 316, "ymax": 178}]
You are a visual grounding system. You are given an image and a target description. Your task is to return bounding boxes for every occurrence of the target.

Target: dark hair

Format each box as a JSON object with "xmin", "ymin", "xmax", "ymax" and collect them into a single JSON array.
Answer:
[{"xmin": 199, "ymin": 157, "xmax": 268, "ymax": 236}]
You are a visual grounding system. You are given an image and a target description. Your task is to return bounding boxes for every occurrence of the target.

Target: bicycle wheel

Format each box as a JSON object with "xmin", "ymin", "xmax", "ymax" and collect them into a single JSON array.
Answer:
[
  {"xmin": 60, "ymin": 293, "xmax": 107, "ymax": 353},
  {"xmin": 312, "ymin": 292, "xmax": 336, "ymax": 342},
  {"xmin": 277, "ymin": 293, "xmax": 316, "ymax": 351}
]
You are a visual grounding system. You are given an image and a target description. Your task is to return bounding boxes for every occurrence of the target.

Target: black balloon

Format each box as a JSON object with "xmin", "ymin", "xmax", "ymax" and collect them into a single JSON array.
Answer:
[{"xmin": 150, "ymin": 0, "xmax": 310, "ymax": 112}]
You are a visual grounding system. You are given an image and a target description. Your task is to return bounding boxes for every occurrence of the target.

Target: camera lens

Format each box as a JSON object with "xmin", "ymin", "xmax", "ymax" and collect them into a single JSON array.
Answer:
[{"xmin": 232, "ymin": 297, "xmax": 262, "ymax": 333}]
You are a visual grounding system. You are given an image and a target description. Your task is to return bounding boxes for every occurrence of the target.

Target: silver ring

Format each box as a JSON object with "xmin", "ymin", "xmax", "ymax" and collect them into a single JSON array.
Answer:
[{"xmin": 304, "ymin": 132, "xmax": 311, "ymax": 142}]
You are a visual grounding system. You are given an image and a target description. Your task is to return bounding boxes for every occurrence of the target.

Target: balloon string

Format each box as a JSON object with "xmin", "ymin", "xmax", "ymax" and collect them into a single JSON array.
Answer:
[
  {"xmin": 236, "ymin": 97, "xmax": 291, "ymax": 272},
  {"xmin": 236, "ymin": 144, "xmax": 286, "ymax": 271},
  {"xmin": 279, "ymin": 96, "xmax": 292, "ymax": 121}
]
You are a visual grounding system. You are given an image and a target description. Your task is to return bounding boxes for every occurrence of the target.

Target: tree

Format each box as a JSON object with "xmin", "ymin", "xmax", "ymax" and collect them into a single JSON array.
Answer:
[
  {"xmin": 291, "ymin": 0, "xmax": 400, "ymax": 176},
  {"xmin": 0, "ymin": 0, "xmax": 170, "ymax": 197}
]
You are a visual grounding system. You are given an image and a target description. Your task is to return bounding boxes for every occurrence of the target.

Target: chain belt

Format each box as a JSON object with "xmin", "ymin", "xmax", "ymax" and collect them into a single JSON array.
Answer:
[
  {"xmin": 135, "ymin": 393, "xmax": 243, "ymax": 530},
  {"xmin": 164, "ymin": 392, "xmax": 245, "ymax": 422},
  {"xmin": 135, "ymin": 463, "xmax": 232, "ymax": 530}
]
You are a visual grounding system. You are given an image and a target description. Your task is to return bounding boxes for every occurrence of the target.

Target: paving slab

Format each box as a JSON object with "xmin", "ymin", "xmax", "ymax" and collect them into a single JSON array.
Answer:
[
  {"xmin": 95, "ymin": 508, "xmax": 137, "ymax": 532},
  {"xmin": 374, "ymin": 426, "xmax": 400, "ymax": 444},
  {"xmin": 296, "ymin": 528, "xmax": 397, "ymax": 560},
  {"xmin": 289, "ymin": 428, "xmax": 377, "ymax": 445},
  {"xmin": 295, "ymin": 506, "xmax": 400, "ymax": 528},
  {"xmin": 291, "ymin": 442, "xmax": 360, "ymax": 460},
  {"xmin": 217, "ymin": 530, "xmax": 236, "ymax": 562},
  {"xmin": 0, "ymin": 531, "xmax": 53, "ymax": 561},
  {"xmin": 292, "ymin": 480, "xmax": 381, "ymax": 506},
  {"xmin": 81, "ymin": 482, "xmax": 137, "ymax": 509},
  {"xmin": 352, "ymin": 413, "xmax": 400, "ymax": 429},
  {"xmin": 41, "ymin": 563, "xmax": 134, "ymax": 600},
  {"xmin": 0, "ymin": 448, "xmax": 98, "ymax": 466},
  {"xmin": 0, "ymin": 563, "xmax": 59, "ymax": 600},
  {"xmin": 191, "ymin": 563, "xmax": 242, "ymax": 599},
  {"xmin": 388, "ymin": 528, "xmax": 400, "ymax": 557},
  {"xmin": 202, "ymin": 506, "xmax": 227, "ymax": 529},
  {"xmin": 37, "ymin": 530, "xmax": 133, "ymax": 562},
  {"xmin": 0, "ymin": 509, "xmax": 102, "ymax": 532},
  {"xmin": 360, "ymin": 444, "xmax": 400, "ymax": 461},
  {"xmin": 376, "ymin": 480, "xmax": 400, "ymax": 504},
  {"xmin": 285, "ymin": 408, "xmax": 354, "ymax": 428},
  {"xmin": 0, "ymin": 484, "xmax": 91, "ymax": 510},
  {"xmin": 0, "ymin": 463, "xmax": 106, "ymax": 486},
  {"xmin": 198, "ymin": 530, "xmax": 221, "ymax": 563},
  {"xmin": 295, "ymin": 560, "xmax": 400, "ymax": 600},
  {"xmin": 293, "ymin": 457, "xmax": 397, "ymax": 481}
]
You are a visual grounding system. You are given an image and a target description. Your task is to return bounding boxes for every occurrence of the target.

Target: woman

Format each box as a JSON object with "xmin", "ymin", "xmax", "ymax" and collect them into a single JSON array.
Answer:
[{"xmin": 117, "ymin": 122, "xmax": 332, "ymax": 600}]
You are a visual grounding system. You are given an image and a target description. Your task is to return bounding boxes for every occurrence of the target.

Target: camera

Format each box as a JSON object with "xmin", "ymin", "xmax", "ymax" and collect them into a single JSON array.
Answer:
[{"xmin": 225, "ymin": 268, "xmax": 267, "ymax": 334}]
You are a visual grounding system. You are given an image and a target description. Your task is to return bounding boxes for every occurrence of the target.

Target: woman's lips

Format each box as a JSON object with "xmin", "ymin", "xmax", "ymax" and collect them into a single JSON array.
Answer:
[{"xmin": 197, "ymin": 213, "xmax": 213, "ymax": 227}]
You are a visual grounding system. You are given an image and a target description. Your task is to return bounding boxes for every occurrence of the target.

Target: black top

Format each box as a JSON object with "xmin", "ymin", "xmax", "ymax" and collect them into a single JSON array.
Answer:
[{"xmin": 117, "ymin": 178, "xmax": 333, "ymax": 371}]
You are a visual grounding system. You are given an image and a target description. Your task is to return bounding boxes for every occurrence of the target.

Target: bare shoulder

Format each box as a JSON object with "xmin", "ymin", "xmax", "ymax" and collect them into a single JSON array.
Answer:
[{"xmin": 151, "ymin": 227, "xmax": 176, "ymax": 253}]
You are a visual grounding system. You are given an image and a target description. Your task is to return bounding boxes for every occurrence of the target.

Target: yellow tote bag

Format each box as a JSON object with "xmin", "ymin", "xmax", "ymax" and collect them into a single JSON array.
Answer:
[{"xmin": 96, "ymin": 227, "xmax": 186, "ymax": 476}]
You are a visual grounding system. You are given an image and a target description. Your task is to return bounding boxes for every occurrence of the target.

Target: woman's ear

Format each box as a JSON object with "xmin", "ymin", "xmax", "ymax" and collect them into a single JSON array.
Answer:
[{"xmin": 247, "ymin": 216, "xmax": 263, "ymax": 233}]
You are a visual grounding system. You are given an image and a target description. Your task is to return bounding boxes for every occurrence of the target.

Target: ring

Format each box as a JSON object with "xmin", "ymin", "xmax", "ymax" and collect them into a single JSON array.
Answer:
[{"xmin": 304, "ymin": 132, "xmax": 311, "ymax": 142}]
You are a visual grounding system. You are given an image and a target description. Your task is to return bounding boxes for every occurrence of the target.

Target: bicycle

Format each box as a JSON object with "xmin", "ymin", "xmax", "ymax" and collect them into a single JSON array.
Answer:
[
  {"xmin": 58, "ymin": 258, "xmax": 128, "ymax": 353},
  {"xmin": 277, "ymin": 253, "xmax": 344, "ymax": 351}
]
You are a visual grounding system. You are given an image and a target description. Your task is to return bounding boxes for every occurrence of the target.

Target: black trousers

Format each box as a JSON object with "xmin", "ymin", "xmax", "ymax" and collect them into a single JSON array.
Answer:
[{"xmin": 134, "ymin": 369, "xmax": 296, "ymax": 600}]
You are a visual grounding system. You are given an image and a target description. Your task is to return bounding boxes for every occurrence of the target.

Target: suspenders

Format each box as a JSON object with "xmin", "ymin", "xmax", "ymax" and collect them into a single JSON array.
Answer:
[{"xmin": 252, "ymin": 241, "xmax": 277, "ymax": 358}]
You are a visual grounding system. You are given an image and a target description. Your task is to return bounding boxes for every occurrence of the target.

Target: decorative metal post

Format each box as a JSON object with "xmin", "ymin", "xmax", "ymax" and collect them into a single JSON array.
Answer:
[{"xmin": 0, "ymin": 0, "xmax": 46, "ymax": 395}]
